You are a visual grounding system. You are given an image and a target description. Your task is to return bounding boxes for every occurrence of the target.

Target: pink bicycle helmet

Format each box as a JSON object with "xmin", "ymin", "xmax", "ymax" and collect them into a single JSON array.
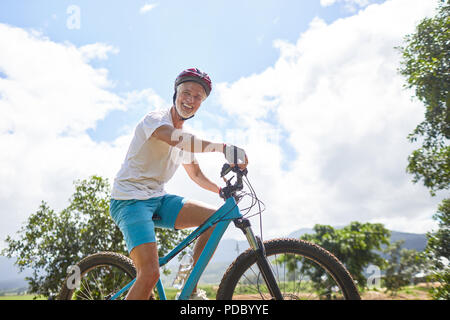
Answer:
[{"xmin": 174, "ymin": 68, "xmax": 212, "ymax": 98}]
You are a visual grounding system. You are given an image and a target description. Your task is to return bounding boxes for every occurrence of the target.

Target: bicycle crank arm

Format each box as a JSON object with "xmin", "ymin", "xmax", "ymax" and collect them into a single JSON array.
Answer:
[{"xmin": 234, "ymin": 218, "xmax": 284, "ymax": 300}]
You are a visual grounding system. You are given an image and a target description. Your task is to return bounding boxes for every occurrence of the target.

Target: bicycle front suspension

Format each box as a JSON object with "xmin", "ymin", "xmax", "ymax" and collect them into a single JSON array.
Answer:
[{"xmin": 233, "ymin": 218, "xmax": 284, "ymax": 300}]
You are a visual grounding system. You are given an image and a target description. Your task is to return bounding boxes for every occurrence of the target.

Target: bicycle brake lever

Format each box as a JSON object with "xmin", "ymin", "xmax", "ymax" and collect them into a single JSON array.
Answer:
[
  {"xmin": 220, "ymin": 163, "xmax": 232, "ymax": 177},
  {"xmin": 231, "ymin": 165, "xmax": 248, "ymax": 176},
  {"xmin": 223, "ymin": 176, "xmax": 234, "ymax": 186}
]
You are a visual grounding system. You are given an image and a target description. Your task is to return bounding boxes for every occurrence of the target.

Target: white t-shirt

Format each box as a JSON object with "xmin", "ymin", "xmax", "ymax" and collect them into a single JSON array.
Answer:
[{"xmin": 111, "ymin": 108, "xmax": 195, "ymax": 200}]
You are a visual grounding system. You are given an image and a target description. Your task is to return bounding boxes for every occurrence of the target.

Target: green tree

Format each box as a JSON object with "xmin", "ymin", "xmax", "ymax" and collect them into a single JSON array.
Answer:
[
  {"xmin": 398, "ymin": 0, "xmax": 449, "ymax": 195},
  {"xmin": 300, "ymin": 222, "xmax": 391, "ymax": 288},
  {"xmin": 1, "ymin": 176, "xmax": 189, "ymax": 298},
  {"xmin": 398, "ymin": 0, "xmax": 449, "ymax": 299},
  {"xmin": 383, "ymin": 240, "xmax": 427, "ymax": 295},
  {"xmin": 425, "ymin": 199, "xmax": 450, "ymax": 299}
]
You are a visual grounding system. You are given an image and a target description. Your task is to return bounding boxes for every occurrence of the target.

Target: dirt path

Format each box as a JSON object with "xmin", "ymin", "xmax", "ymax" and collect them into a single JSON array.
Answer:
[
  {"xmin": 361, "ymin": 283, "xmax": 434, "ymax": 300},
  {"xmin": 226, "ymin": 284, "xmax": 435, "ymax": 300}
]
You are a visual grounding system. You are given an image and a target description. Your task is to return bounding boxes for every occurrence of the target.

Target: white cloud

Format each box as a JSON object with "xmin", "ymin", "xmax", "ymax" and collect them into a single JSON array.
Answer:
[
  {"xmin": 320, "ymin": 0, "xmax": 338, "ymax": 6},
  {"xmin": 320, "ymin": 0, "xmax": 372, "ymax": 12},
  {"xmin": 215, "ymin": 0, "xmax": 443, "ymax": 238},
  {"xmin": 320, "ymin": 0, "xmax": 371, "ymax": 6},
  {"xmin": 139, "ymin": 3, "xmax": 159, "ymax": 14},
  {"xmin": 0, "ymin": 23, "xmax": 166, "ymax": 246},
  {"xmin": 0, "ymin": 0, "xmax": 444, "ymax": 250},
  {"xmin": 79, "ymin": 43, "xmax": 119, "ymax": 61}
]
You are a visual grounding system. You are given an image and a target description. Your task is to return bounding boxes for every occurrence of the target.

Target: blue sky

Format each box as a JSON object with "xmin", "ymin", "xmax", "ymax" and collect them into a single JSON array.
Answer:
[
  {"xmin": 0, "ymin": 0, "xmax": 444, "ymax": 244},
  {"xmin": 0, "ymin": 0, "xmax": 383, "ymax": 143}
]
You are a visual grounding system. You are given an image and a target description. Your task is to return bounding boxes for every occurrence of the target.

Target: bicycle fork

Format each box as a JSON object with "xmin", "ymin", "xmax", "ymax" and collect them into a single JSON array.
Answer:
[{"xmin": 234, "ymin": 218, "xmax": 284, "ymax": 300}]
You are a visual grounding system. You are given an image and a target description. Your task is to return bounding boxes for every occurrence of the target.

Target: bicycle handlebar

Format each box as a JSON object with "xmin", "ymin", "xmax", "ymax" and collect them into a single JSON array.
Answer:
[{"xmin": 219, "ymin": 163, "xmax": 247, "ymax": 200}]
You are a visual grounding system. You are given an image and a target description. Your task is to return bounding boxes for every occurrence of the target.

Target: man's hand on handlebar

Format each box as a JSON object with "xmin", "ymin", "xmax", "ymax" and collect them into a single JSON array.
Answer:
[
  {"xmin": 219, "ymin": 144, "xmax": 248, "ymax": 200},
  {"xmin": 219, "ymin": 161, "xmax": 247, "ymax": 201},
  {"xmin": 223, "ymin": 144, "xmax": 248, "ymax": 170}
]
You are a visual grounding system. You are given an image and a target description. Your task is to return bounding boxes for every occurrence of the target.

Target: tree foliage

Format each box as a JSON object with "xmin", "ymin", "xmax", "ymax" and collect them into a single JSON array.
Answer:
[
  {"xmin": 300, "ymin": 222, "xmax": 391, "ymax": 288},
  {"xmin": 425, "ymin": 199, "xmax": 450, "ymax": 299},
  {"xmin": 398, "ymin": 0, "xmax": 450, "ymax": 300},
  {"xmin": 383, "ymin": 240, "xmax": 427, "ymax": 295},
  {"xmin": 1, "ymin": 176, "xmax": 189, "ymax": 298},
  {"xmin": 398, "ymin": 0, "xmax": 449, "ymax": 195}
]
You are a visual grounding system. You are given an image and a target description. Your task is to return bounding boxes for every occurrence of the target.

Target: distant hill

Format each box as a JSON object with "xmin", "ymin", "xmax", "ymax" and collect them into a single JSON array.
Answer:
[
  {"xmin": 389, "ymin": 231, "xmax": 427, "ymax": 251},
  {"xmin": 0, "ymin": 256, "xmax": 31, "ymax": 292},
  {"xmin": 288, "ymin": 228, "xmax": 427, "ymax": 251},
  {"xmin": 1, "ymin": 228, "xmax": 428, "ymax": 290},
  {"xmin": 196, "ymin": 227, "xmax": 428, "ymax": 284}
]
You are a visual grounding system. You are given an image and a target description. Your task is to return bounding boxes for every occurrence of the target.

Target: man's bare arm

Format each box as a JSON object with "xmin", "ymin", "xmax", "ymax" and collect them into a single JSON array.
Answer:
[
  {"xmin": 152, "ymin": 125, "xmax": 223, "ymax": 153},
  {"xmin": 183, "ymin": 162, "xmax": 220, "ymax": 193}
]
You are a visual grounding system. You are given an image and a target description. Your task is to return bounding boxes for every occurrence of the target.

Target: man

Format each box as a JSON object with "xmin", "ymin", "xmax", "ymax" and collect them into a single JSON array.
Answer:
[{"xmin": 110, "ymin": 68, "xmax": 248, "ymax": 300}]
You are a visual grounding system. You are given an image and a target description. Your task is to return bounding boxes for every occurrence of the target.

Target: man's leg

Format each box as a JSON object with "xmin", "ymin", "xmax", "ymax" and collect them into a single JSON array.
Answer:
[
  {"xmin": 127, "ymin": 242, "xmax": 160, "ymax": 300},
  {"xmin": 174, "ymin": 200, "xmax": 217, "ymax": 292}
]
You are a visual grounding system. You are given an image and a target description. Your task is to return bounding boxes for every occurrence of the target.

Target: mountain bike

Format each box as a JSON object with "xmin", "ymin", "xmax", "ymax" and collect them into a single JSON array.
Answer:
[{"xmin": 58, "ymin": 163, "xmax": 361, "ymax": 300}]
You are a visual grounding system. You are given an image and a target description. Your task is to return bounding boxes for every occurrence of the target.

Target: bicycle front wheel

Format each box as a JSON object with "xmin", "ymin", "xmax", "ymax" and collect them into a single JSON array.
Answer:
[
  {"xmin": 58, "ymin": 252, "xmax": 136, "ymax": 300},
  {"xmin": 216, "ymin": 238, "xmax": 360, "ymax": 300}
]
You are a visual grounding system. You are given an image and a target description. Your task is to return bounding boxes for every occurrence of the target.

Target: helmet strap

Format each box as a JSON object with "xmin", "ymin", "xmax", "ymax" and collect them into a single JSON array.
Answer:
[
  {"xmin": 173, "ymin": 91, "xmax": 196, "ymax": 121},
  {"xmin": 174, "ymin": 106, "xmax": 195, "ymax": 121}
]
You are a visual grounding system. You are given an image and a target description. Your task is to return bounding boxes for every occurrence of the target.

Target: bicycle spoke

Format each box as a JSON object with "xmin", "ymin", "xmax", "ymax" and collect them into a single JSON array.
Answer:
[
  {"xmin": 230, "ymin": 250, "xmax": 348, "ymax": 300},
  {"xmin": 79, "ymin": 274, "xmax": 94, "ymax": 300},
  {"xmin": 68, "ymin": 264, "xmax": 132, "ymax": 300}
]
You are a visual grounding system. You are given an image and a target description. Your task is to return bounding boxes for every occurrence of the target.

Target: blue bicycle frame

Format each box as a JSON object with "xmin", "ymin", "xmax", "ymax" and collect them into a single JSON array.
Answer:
[{"xmin": 110, "ymin": 196, "xmax": 244, "ymax": 300}]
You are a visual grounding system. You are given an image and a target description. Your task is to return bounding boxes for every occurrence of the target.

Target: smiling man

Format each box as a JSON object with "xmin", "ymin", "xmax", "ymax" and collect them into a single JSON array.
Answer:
[{"xmin": 110, "ymin": 68, "xmax": 248, "ymax": 300}]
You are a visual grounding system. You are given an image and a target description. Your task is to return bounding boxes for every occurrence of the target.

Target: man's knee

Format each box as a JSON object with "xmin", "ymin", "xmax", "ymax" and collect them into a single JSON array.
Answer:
[
  {"xmin": 137, "ymin": 264, "xmax": 160, "ymax": 285},
  {"xmin": 130, "ymin": 242, "xmax": 160, "ymax": 279}
]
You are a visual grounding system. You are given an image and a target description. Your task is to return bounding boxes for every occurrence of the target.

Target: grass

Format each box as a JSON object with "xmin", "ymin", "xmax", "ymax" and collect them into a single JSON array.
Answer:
[
  {"xmin": 0, "ymin": 284, "xmax": 434, "ymax": 300},
  {"xmin": 360, "ymin": 284, "xmax": 433, "ymax": 300},
  {"xmin": 0, "ymin": 294, "xmax": 46, "ymax": 300},
  {"xmin": 160, "ymin": 285, "xmax": 217, "ymax": 300}
]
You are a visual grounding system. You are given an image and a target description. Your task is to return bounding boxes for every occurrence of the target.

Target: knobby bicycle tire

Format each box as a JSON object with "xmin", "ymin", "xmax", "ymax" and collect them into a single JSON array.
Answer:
[
  {"xmin": 216, "ymin": 238, "xmax": 361, "ymax": 300},
  {"xmin": 58, "ymin": 251, "xmax": 136, "ymax": 300}
]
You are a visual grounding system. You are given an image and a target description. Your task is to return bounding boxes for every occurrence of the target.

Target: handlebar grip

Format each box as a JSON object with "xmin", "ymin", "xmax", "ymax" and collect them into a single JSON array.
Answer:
[
  {"xmin": 221, "ymin": 163, "xmax": 248, "ymax": 177},
  {"xmin": 220, "ymin": 163, "xmax": 232, "ymax": 177}
]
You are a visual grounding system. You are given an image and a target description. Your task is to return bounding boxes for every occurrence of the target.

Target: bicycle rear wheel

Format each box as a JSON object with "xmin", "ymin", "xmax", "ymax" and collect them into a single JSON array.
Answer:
[
  {"xmin": 216, "ymin": 238, "xmax": 360, "ymax": 300},
  {"xmin": 58, "ymin": 252, "xmax": 136, "ymax": 300}
]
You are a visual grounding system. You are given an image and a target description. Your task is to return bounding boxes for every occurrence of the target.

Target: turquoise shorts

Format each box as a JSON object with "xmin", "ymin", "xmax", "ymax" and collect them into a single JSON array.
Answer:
[{"xmin": 110, "ymin": 194, "xmax": 187, "ymax": 253}]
